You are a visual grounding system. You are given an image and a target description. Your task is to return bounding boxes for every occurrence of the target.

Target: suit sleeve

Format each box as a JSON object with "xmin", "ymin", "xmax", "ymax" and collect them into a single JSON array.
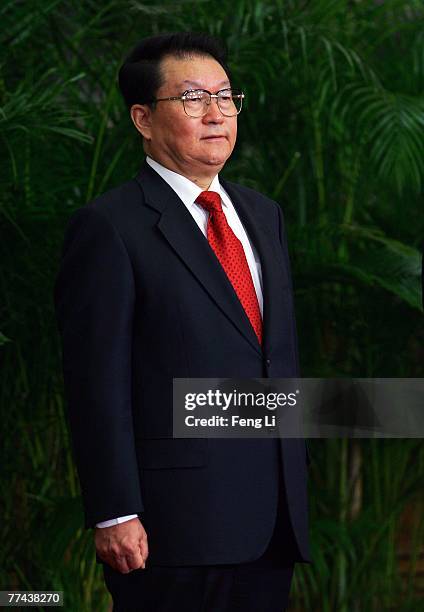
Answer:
[
  {"xmin": 53, "ymin": 206, "xmax": 144, "ymax": 528},
  {"xmin": 275, "ymin": 202, "xmax": 301, "ymax": 378}
]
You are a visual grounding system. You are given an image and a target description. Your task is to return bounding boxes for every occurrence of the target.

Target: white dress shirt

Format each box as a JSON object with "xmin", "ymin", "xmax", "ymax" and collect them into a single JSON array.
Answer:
[{"xmin": 96, "ymin": 156, "xmax": 264, "ymax": 528}]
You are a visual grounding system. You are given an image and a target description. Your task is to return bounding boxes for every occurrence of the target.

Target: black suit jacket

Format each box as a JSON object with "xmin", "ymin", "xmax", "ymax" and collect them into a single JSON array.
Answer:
[{"xmin": 54, "ymin": 160, "xmax": 311, "ymax": 565}]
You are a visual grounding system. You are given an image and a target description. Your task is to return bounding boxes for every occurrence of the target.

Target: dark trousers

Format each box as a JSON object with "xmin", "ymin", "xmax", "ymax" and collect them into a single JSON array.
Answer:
[{"xmin": 103, "ymin": 468, "xmax": 299, "ymax": 611}]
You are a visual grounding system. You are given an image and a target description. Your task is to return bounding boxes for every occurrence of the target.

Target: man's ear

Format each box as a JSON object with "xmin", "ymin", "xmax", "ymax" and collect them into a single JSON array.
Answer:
[{"xmin": 130, "ymin": 104, "xmax": 153, "ymax": 141}]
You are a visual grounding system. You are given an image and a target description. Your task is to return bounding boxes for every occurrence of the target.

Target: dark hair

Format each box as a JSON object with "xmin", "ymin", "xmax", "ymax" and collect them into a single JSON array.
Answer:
[{"xmin": 118, "ymin": 32, "xmax": 231, "ymax": 109}]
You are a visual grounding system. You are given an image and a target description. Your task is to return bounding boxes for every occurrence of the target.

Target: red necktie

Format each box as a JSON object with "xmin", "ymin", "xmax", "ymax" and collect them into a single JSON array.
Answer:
[{"xmin": 195, "ymin": 191, "xmax": 263, "ymax": 346}]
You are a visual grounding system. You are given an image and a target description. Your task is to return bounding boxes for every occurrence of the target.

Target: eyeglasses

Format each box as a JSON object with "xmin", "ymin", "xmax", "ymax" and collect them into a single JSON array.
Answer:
[{"xmin": 151, "ymin": 88, "xmax": 245, "ymax": 118}]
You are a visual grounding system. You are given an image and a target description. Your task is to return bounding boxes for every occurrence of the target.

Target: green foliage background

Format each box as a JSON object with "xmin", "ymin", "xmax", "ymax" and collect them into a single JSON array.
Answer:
[{"xmin": 1, "ymin": 1, "xmax": 423, "ymax": 610}]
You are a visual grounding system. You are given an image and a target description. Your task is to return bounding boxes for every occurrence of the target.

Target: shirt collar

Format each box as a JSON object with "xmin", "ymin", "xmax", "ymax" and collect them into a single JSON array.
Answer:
[{"xmin": 145, "ymin": 156, "xmax": 227, "ymax": 209}]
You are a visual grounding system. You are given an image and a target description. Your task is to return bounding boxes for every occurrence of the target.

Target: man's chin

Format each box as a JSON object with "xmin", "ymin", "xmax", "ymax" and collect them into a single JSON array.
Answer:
[
  {"xmin": 201, "ymin": 153, "xmax": 231, "ymax": 168},
  {"xmin": 204, "ymin": 159, "xmax": 227, "ymax": 168}
]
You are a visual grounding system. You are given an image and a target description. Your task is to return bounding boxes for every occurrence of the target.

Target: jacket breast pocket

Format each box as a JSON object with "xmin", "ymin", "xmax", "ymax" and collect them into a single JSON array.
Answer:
[{"xmin": 136, "ymin": 438, "xmax": 208, "ymax": 469}]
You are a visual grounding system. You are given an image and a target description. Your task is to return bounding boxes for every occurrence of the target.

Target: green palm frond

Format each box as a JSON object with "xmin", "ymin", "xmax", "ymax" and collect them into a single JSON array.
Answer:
[
  {"xmin": 343, "ymin": 225, "xmax": 422, "ymax": 310},
  {"xmin": 292, "ymin": 223, "xmax": 422, "ymax": 310},
  {"xmin": 412, "ymin": 29, "xmax": 424, "ymax": 82},
  {"xmin": 331, "ymin": 82, "xmax": 424, "ymax": 193},
  {"xmin": 0, "ymin": 331, "xmax": 12, "ymax": 345},
  {"xmin": 0, "ymin": 68, "xmax": 93, "ymax": 143},
  {"xmin": 0, "ymin": 0, "xmax": 63, "ymax": 47}
]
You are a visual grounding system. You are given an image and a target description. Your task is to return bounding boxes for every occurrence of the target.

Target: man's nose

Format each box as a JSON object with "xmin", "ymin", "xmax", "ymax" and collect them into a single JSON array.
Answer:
[{"xmin": 202, "ymin": 97, "xmax": 224, "ymax": 122}]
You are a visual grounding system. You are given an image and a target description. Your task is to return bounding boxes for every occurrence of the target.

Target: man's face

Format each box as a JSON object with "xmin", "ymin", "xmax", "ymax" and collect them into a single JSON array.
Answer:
[{"xmin": 137, "ymin": 54, "xmax": 238, "ymax": 178}]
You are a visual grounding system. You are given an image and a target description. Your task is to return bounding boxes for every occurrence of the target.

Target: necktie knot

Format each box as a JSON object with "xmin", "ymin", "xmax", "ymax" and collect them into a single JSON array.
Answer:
[{"xmin": 195, "ymin": 191, "xmax": 222, "ymax": 213}]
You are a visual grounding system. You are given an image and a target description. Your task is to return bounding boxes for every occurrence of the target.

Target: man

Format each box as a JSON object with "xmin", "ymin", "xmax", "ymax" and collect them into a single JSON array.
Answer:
[{"xmin": 54, "ymin": 32, "xmax": 311, "ymax": 611}]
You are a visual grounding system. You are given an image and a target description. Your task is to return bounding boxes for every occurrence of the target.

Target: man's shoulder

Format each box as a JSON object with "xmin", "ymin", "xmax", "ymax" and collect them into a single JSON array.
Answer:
[
  {"xmin": 62, "ymin": 178, "xmax": 143, "ymax": 242},
  {"xmin": 87, "ymin": 178, "xmax": 142, "ymax": 217}
]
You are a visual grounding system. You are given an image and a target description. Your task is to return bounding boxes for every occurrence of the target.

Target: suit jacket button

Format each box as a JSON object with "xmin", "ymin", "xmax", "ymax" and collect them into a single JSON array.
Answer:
[{"xmin": 265, "ymin": 358, "xmax": 271, "ymax": 366}]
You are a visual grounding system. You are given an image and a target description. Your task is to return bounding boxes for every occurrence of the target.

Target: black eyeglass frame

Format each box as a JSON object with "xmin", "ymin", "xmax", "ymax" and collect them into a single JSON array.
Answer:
[{"xmin": 149, "ymin": 88, "xmax": 245, "ymax": 117}]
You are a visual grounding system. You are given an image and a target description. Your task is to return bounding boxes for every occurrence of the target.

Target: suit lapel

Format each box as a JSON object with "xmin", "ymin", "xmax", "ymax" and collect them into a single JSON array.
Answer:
[
  {"xmin": 134, "ymin": 162, "xmax": 288, "ymax": 357},
  {"xmin": 221, "ymin": 179, "xmax": 290, "ymax": 358}
]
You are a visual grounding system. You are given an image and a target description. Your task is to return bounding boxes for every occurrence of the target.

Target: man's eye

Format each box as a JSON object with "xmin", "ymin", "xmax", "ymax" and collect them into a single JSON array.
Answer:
[{"xmin": 186, "ymin": 92, "xmax": 204, "ymax": 101}]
